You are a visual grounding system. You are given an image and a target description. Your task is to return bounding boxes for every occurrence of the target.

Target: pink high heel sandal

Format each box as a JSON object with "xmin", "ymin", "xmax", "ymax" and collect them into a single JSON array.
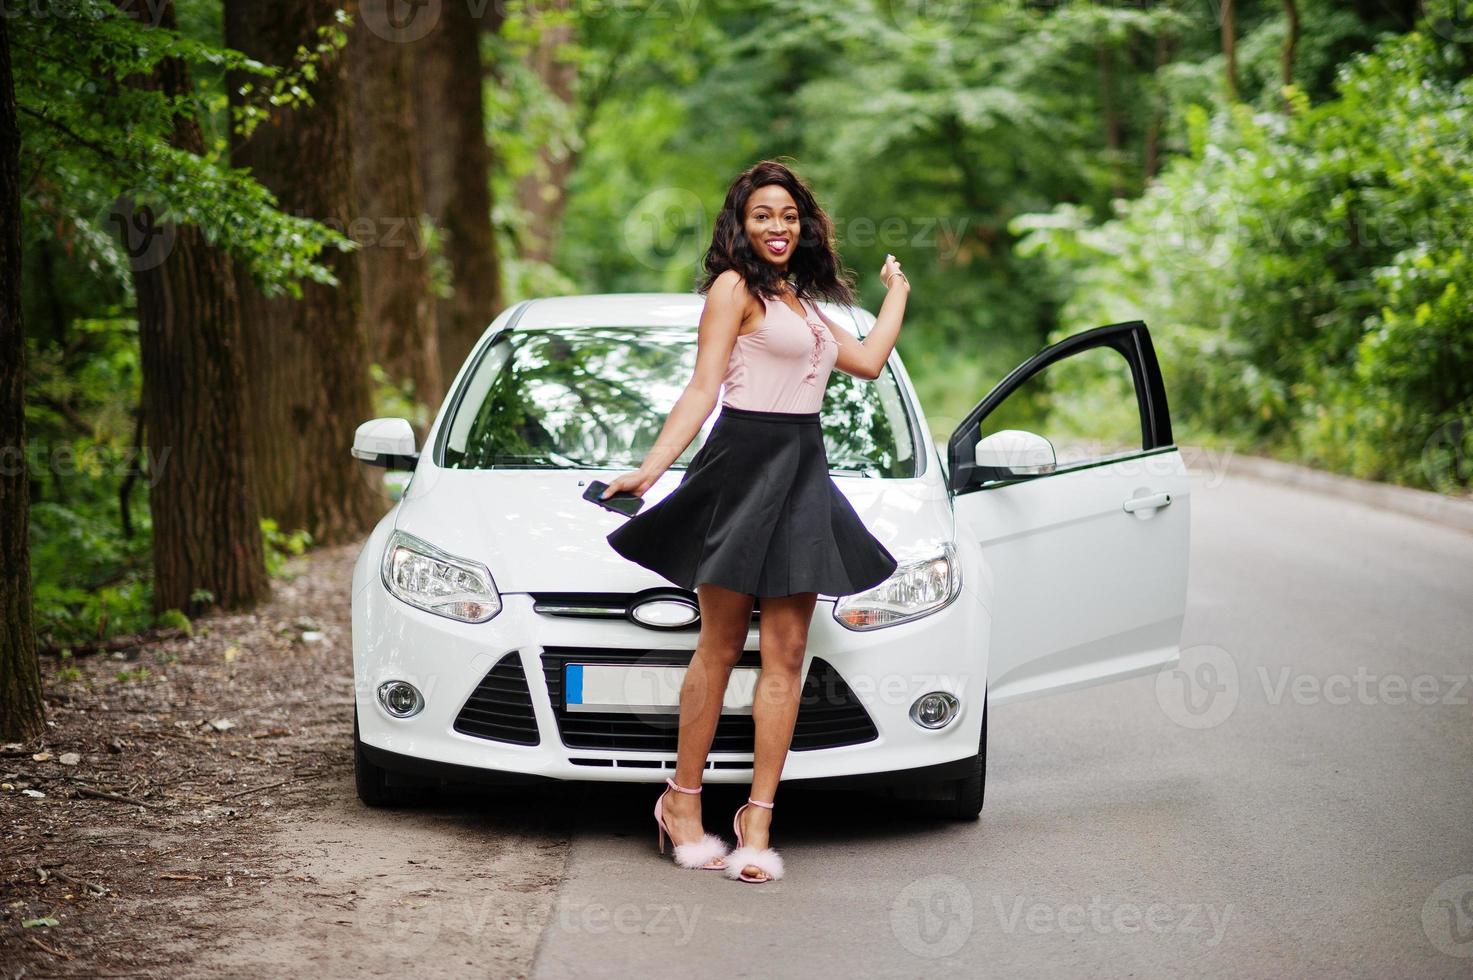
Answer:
[
  {"xmin": 653, "ymin": 777, "xmax": 728, "ymax": 871},
  {"xmin": 727, "ymin": 796, "xmax": 783, "ymax": 883}
]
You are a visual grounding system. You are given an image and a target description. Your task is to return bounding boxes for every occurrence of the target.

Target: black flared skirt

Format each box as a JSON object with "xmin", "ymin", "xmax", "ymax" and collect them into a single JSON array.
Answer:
[{"xmin": 605, "ymin": 405, "xmax": 899, "ymax": 598}]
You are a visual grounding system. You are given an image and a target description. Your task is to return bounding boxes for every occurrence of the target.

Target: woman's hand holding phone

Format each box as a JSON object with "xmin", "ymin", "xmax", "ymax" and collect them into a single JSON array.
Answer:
[{"xmin": 602, "ymin": 467, "xmax": 659, "ymax": 499}]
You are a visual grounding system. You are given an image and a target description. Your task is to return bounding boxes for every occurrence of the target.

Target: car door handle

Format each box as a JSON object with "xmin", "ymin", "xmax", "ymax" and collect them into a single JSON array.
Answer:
[{"xmin": 1122, "ymin": 491, "xmax": 1173, "ymax": 513}]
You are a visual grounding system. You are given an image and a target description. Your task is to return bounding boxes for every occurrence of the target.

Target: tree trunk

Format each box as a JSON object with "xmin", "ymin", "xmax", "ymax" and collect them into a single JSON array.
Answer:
[
  {"xmin": 411, "ymin": 0, "xmax": 504, "ymax": 383},
  {"xmin": 1281, "ymin": 0, "xmax": 1300, "ymax": 112},
  {"xmin": 225, "ymin": 0, "xmax": 384, "ymax": 547},
  {"xmin": 130, "ymin": 219, "xmax": 271, "ymax": 616},
  {"xmin": 0, "ymin": 12, "xmax": 45, "ymax": 740},
  {"xmin": 515, "ymin": 0, "xmax": 576, "ymax": 265},
  {"xmin": 1144, "ymin": 29, "xmax": 1171, "ymax": 181},
  {"xmin": 120, "ymin": 0, "xmax": 270, "ymax": 617},
  {"xmin": 348, "ymin": 0, "xmax": 442, "ymax": 419},
  {"xmin": 1221, "ymin": 0, "xmax": 1239, "ymax": 102},
  {"xmin": 1097, "ymin": 39, "xmax": 1124, "ymax": 199}
]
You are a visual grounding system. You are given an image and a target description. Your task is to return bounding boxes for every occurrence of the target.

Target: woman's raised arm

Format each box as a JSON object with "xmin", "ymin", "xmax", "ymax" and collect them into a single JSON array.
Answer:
[{"xmin": 819, "ymin": 253, "xmax": 909, "ymax": 381}]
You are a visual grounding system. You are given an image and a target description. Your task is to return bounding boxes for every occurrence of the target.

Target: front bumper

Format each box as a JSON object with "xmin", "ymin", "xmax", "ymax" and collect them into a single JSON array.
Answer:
[{"xmin": 352, "ymin": 581, "xmax": 991, "ymax": 785}]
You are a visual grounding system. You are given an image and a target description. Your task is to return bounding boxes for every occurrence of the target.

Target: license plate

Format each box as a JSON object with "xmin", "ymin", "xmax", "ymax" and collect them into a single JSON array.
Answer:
[{"xmin": 564, "ymin": 663, "xmax": 759, "ymax": 714}]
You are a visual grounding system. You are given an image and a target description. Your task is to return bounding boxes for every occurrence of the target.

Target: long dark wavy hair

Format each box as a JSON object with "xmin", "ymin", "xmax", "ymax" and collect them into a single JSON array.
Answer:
[{"xmin": 696, "ymin": 159, "xmax": 856, "ymax": 308}]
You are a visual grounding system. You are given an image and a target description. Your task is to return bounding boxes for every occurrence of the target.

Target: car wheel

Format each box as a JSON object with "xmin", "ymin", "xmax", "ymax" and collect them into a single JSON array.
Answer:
[
  {"xmin": 354, "ymin": 704, "xmax": 402, "ymax": 807},
  {"xmin": 940, "ymin": 696, "xmax": 987, "ymax": 821}
]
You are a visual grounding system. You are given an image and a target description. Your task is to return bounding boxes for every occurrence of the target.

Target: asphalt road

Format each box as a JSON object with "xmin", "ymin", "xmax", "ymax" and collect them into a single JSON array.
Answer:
[{"xmin": 527, "ymin": 470, "xmax": 1473, "ymax": 978}]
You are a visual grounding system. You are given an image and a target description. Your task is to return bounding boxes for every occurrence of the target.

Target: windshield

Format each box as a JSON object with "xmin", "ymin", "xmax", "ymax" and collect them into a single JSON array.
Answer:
[{"xmin": 437, "ymin": 327, "xmax": 920, "ymax": 478}]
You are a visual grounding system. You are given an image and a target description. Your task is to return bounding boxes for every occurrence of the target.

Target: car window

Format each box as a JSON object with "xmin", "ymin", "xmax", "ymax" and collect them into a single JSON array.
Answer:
[
  {"xmin": 438, "ymin": 327, "xmax": 919, "ymax": 478},
  {"xmin": 979, "ymin": 344, "xmax": 1143, "ymax": 473}
]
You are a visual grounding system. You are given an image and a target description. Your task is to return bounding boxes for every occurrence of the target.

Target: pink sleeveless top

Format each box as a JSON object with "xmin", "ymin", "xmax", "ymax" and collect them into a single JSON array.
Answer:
[{"xmin": 719, "ymin": 294, "xmax": 839, "ymax": 414}]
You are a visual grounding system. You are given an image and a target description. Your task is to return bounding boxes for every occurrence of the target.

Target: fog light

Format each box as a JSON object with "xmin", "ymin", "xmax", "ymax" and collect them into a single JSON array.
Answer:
[
  {"xmin": 910, "ymin": 691, "xmax": 959, "ymax": 729},
  {"xmin": 378, "ymin": 680, "xmax": 424, "ymax": 718}
]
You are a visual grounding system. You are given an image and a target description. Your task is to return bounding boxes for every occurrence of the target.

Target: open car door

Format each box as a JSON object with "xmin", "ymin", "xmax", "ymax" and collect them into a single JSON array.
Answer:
[{"xmin": 948, "ymin": 321, "xmax": 1190, "ymax": 705}]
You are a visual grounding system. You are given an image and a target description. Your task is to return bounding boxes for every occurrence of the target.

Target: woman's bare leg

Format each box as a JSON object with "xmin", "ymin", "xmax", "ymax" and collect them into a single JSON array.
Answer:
[
  {"xmin": 740, "ymin": 590, "xmax": 817, "ymax": 880},
  {"xmin": 661, "ymin": 583, "xmax": 754, "ymax": 852}
]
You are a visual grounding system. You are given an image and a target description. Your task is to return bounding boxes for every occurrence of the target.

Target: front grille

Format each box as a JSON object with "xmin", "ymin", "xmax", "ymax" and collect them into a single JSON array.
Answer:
[
  {"xmin": 540, "ymin": 647, "xmax": 876, "ymax": 753},
  {"xmin": 453, "ymin": 652, "xmax": 540, "ymax": 745},
  {"xmin": 530, "ymin": 591, "xmax": 762, "ymax": 625},
  {"xmin": 530, "ymin": 592, "xmax": 634, "ymax": 620}
]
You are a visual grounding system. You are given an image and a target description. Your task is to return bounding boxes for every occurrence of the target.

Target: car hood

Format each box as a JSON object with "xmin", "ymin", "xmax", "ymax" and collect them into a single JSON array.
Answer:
[{"xmin": 392, "ymin": 467, "xmax": 953, "ymax": 595}]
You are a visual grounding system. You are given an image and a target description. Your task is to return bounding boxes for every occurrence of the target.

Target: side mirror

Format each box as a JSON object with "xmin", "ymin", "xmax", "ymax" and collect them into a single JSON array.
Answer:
[
  {"xmin": 974, "ymin": 429, "xmax": 1056, "ymax": 481},
  {"xmin": 352, "ymin": 418, "xmax": 419, "ymax": 471}
]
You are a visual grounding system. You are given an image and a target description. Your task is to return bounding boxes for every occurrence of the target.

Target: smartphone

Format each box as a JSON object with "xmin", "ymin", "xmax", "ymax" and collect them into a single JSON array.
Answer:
[{"xmin": 582, "ymin": 479, "xmax": 644, "ymax": 518}]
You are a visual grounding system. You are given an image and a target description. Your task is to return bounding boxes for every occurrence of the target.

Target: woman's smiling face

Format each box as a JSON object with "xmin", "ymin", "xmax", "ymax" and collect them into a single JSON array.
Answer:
[{"xmin": 744, "ymin": 183, "xmax": 800, "ymax": 270}]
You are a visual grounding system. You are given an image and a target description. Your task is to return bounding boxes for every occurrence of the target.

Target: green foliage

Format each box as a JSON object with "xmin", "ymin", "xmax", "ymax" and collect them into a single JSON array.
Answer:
[
  {"xmin": 15, "ymin": 1, "xmax": 363, "ymax": 654},
  {"xmin": 54, "ymin": 659, "xmax": 84, "ymax": 685},
  {"xmin": 517, "ymin": 0, "xmax": 1468, "ymax": 488},
  {"xmin": 25, "ymin": 315, "xmax": 157, "ymax": 651},
  {"xmin": 14, "ymin": 0, "xmax": 1470, "ymax": 677},
  {"xmin": 369, "ymin": 363, "xmax": 431, "ymax": 434},
  {"xmin": 155, "ymin": 608, "xmax": 193, "ymax": 633},
  {"xmin": 228, "ymin": 8, "xmax": 352, "ymax": 144},
  {"xmin": 32, "ymin": 574, "xmax": 155, "ymax": 653},
  {"xmin": 1016, "ymin": 28, "xmax": 1473, "ymax": 491},
  {"xmin": 261, "ymin": 518, "xmax": 313, "ymax": 579},
  {"xmin": 550, "ymin": 0, "xmax": 1353, "ymax": 423},
  {"xmin": 11, "ymin": 0, "xmax": 352, "ymax": 298},
  {"xmin": 115, "ymin": 666, "xmax": 152, "ymax": 684}
]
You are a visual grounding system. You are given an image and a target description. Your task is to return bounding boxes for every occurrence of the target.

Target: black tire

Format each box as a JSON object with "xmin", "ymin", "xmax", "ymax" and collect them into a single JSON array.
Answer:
[
  {"xmin": 354, "ymin": 705, "xmax": 402, "ymax": 807},
  {"xmin": 940, "ymin": 695, "xmax": 987, "ymax": 821}
]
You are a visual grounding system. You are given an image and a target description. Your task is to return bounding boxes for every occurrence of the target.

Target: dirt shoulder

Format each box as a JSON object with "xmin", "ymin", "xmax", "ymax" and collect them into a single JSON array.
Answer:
[{"xmin": 2, "ymin": 542, "xmax": 571, "ymax": 979}]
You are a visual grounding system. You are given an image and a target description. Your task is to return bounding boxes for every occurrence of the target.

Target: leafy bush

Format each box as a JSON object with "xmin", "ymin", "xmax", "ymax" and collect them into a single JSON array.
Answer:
[
  {"xmin": 261, "ymin": 518, "xmax": 313, "ymax": 579},
  {"xmin": 1015, "ymin": 30, "xmax": 1473, "ymax": 492}
]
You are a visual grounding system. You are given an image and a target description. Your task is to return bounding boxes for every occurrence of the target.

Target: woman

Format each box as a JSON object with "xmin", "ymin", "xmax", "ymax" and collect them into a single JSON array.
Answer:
[{"xmin": 601, "ymin": 159, "xmax": 910, "ymax": 883}]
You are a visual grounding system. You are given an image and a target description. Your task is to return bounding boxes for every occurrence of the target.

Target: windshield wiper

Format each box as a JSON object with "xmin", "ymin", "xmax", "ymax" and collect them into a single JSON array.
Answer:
[
  {"xmin": 548, "ymin": 454, "xmax": 613, "ymax": 469},
  {"xmin": 486, "ymin": 454, "xmax": 610, "ymax": 469}
]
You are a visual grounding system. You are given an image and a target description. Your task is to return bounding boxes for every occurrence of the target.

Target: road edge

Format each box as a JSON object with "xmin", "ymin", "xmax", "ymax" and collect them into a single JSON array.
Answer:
[{"xmin": 1179, "ymin": 445, "xmax": 1473, "ymax": 535}]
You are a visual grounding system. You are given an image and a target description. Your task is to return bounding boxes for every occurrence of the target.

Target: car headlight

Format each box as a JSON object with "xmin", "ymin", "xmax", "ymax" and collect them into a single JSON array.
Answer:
[
  {"xmin": 833, "ymin": 540, "xmax": 961, "ymax": 630},
  {"xmin": 380, "ymin": 529, "xmax": 502, "ymax": 623}
]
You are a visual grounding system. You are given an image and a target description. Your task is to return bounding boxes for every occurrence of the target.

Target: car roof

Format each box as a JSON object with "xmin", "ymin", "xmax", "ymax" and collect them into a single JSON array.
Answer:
[{"xmin": 513, "ymin": 292, "xmax": 873, "ymax": 336}]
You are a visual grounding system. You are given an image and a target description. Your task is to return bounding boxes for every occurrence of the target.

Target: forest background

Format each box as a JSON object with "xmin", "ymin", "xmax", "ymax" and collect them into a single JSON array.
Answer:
[{"xmin": 2, "ymin": 0, "xmax": 1469, "ymax": 734}]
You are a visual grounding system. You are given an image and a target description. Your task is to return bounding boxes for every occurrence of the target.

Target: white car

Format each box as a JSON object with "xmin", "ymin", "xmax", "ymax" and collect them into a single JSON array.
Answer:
[{"xmin": 349, "ymin": 292, "xmax": 1190, "ymax": 819}]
